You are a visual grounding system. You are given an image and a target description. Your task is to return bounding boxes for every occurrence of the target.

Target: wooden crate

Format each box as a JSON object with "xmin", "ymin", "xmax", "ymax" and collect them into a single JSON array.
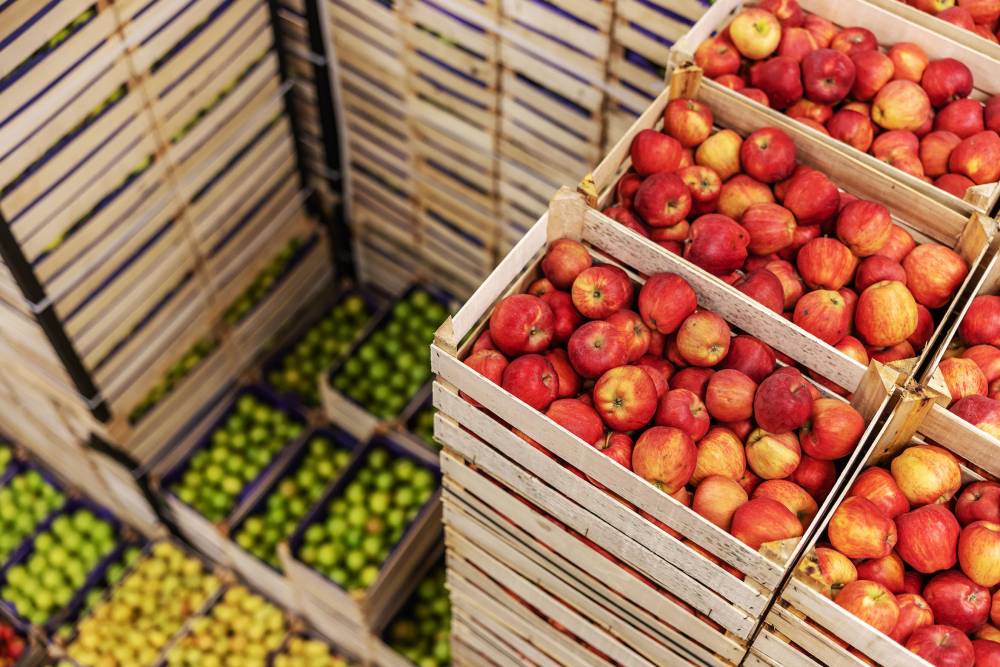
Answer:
[
  {"xmin": 429, "ymin": 199, "xmax": 906, "ymax": 663},
  {"xmin": 748, "ymin": 380, "xmax": 991, "ymax": 667},
  {"xmin": 280, "ymin": 438, "xmax": 444, "ymax": 635},
  {"xmin": 442, "ymin": 448, "xmax": 751, "ymax": 665},
  {"xmin": 670, "ymin": 0, "xmax": 1000, "ymax": 218},
  {"xmin": 582, "ymin": 66, "xmax": 997, "ymax": 396}
]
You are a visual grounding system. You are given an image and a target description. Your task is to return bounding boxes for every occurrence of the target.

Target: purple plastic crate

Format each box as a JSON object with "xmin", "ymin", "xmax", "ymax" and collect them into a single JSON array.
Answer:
[
  {"xmin": 287, "ymin": 436, "xmax": 442, "ymax": 592},
  {"xmin": 161, "ymin": 384, "xmax": 309, "ymax": 524}
]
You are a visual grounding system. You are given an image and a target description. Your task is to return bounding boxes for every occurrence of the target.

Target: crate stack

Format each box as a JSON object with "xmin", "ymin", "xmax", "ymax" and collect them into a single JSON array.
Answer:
[
  {"xmin": 430, "ymin": 42, "xmax": 1000, "ymax": 661},
  {"xmin": 0, "ymin": 0, "xmax": 329, "ymax": 525}
]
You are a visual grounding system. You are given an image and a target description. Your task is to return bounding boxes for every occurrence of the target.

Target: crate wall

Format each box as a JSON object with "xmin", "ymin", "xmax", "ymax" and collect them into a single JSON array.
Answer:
[{"xmin": 0, "ymin": 0, "xmax": 325, "ymax": 481}]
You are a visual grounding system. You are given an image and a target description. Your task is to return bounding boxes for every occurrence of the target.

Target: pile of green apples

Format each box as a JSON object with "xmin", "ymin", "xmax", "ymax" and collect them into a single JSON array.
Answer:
[
  {"xmin": 222, "ymin": 238, "xmax": 303, "ymax": 326},
  {"xmin": 273, "ymin": 636, "xmax": 349, "ymax": 667},
  {"xmin": 387, "ymin": 565, "xmax": 451, "ymax": 667},
  {"xmin": 0, "ymin": 469, "xmax": 63, "ymax": 564},
  {"xmin": 1, "ymin": 509, "xmax": 117, "ymax": 625},
  {"xmin": 330, "ymin": 290, "xmax": 447, "ymax": 418},
  {"xmin": 268, "ymin": 294, "xmax": 372, "ymax": 405},
  {"xmin": 129, "ymin": 336, "xmax": 218, "ymax": 424},
  {"xmin": 172, "ymin": 394, "xmax": 302, "ymax": 522},
  {"xmin": 407, "ymin": 407, "xmax": 437, "ymax": 450},
  {"xmin": 299, "ymin": 447, "xmax": 436, "ymax": 592},
  {"xmin": 165, "ymin": 586, "xmax": 286, "ymax": 667},
  {"xmin": 64, "ymin": 542, "xmax": 221, "ymax": 666},
  {"xmin": 234, "ymin": 435, "xmax": 352, "ymax": 568}
]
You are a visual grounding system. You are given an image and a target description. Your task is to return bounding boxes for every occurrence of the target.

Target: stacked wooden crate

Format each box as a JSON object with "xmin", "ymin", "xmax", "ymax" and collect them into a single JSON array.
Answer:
[{"xmin": 0, "ymin": 0, "xmax": 326, "ymax": 525}]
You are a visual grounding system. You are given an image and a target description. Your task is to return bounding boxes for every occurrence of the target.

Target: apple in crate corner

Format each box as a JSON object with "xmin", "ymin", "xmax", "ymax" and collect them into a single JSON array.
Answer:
[
  {"xmin": 797, "ymin": 546, "xmax": 858, "ymax": 598},
  {"xmin": 541, "ymin": 239, "xmax": 592, "ymax": 290}
]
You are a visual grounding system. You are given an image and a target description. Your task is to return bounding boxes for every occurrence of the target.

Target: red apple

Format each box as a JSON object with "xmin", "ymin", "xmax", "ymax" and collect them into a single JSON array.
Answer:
[
  {"xmin": 729, "ymin": 8, "xmax": 783, "ymax": 60},
  {"xmin": 765, "ymin": 259, "xmax": 806, "ymax": 309},
  {"xmin": 630, "ymin": 129, "xmax": 683, "ymax": 175},
  {"xmin": 857, "ymin": 551, "xmax": 906, "ymax": 593},
  {"xmin": 924, "ymin": 571, "xmax": 991, "ymax": 633},
  {"xmin": 740, "ymin": 127, "xmax": 798, "ymax": 183},
  {"xmin": 670, "ymin": 367, "xmax": 714, "ymax": 399},
  {"xmin": 638, "ymin": 273, "xmax": 698, "ymax": 335},
  {"xmin": 567, "ymin": 320, "xmax": 629, "ymax": 378},
  {"xmin": 790, "ymin": 454, "xmax": 837, "ymax": 501},
  {"xmin": 973, "ymin": 640, "xmax": 1000, "ymax": 667},
  {"xmin": 848, "ymin": 467, "xmax": 910, "ymax": 519},
  {"xmin": 793, "ymin": 289, "xmax": 851, "ymax": 344},
  {"xmin": 717, "ymin": 176, "xmax": 775, "ymax": 221},
  {"xmin": 938, "ymin": 5, "xmax": 976, "ymax": 27},
  {"xmin": 501, "ymin": 354, "xmax": 558, "ymax": 410},
  {"xmin": 837, "ymin": 200, "xmax": 892, "ymax": 257},
  {"xmin": 686, "ymin": 214, "xmax": 751, "ymax": 275},
  {"xmin": 851, "ymin": 50, "xmax": 895, "ymax": 101},
  {"xmin": 655, "ymin": 388, "xmax": 710, "ymax": 441},
  {"xmin": 922, "ymin": 58, "xmax": 974, "ymax": 108},
  {"xmin": 739, "ymin": 87, "xmax": 771, "ymax": 106},
  {"xmin": 829, "ymin": 496, "xmax": 898, "ymax": 559},
  {"xmin": 891, "ymin": 594, "xmax": 936, "ymax": 644},
  {"xmin": 749, "ymin": 56, "xmax": 804, "ymax": 109},
  {"xmin": 528, "ymin": 278, "xmax": 554, "ymax": 297},
  {"xmin": 746, "ymin": 428, "xmax": 802, "ymax": 479},
  {"xmin": 962, "ymin": 346, "xmax": 1000, "ymax": 384},
  {"xmin": 940, "ymin": 357, "xmax": 988, "ymax": 402},
  {"xmin": 735, "ymin": 270, "xmax": 785, "ymax": 314},
  {"xmin": 665, "ymin": 98, "xmax": 714, "ymax": 147},
  {"xmin": 489, "ymin": 294, "xmax": 556, "ymax": 357},
  {"xmin": 606, "ymin": 309, "xmax": 651, "ymax": 363},
  {"xmin": 907, "ymin": 625, "xmax": 976, "ymax": 667},
  {"xmin": 787, "ymin": 98, "xmax": 834, "ymax": 124},
  {"xmin": 545, "ymin": 348, "xmax": 580, "ymax": 398},
  {"xmin": 936, "ymin": 173, "xmax": 976, "ymax": 198},
  {"xmin": 904, "ymin": 572, "xmax": 926, "ymax": 596},
  {"xmin": 903, "ymin": 243, "xmax": 969, "ymax": 309},
  {"xmin": 960, "ymin": 295, "xmax": 1000, "ymax": 346},
  {"xmin": 958, "ymin": 521, "xmax": 1000, "ymax": 587},
  {"xmin": 803, "ymin": 14, "xmax": 837, "ymax": 47},
  {"xmin": 754, "ymin": 368, "xmax": 813, "ymax": 433},
  {"xmin": 799, "ymin": 398, "xmax": 865, "ymax": 460},
  {"xmin": 856, "ymin": 256, "xmax": 908, "ymax": 292},
  {"xmin": 759, "ymin": 0, "xmax": 804, "ymax": 26},
  {"xmin": 802, "ymin": 48, "xmax": 856, "ymax": 105},
  {"xmin": 572, "ymin": 265, "xmax": 633, "ymax": 319},
  {"xmin": 595, "ymin": 431, "xmax": 633, "ymax": 470},
  {"xmin": 743, "ymin": 203, "xmax": 796, "ymax": 255},
  {"xmin": 637, "ymin": 355, "xmax": 671, "ymax": 397},
  {"xmin": 616, "ymin": 172, "xmax": 643, "ymax": 208},
  {"xmin": 876, "ymin": 223, "xmax": 918, "ymax": 263},
  {"xmin": 604, "ymin": 205, "xmax": 651, "ymax": 237},
  {"xmin": 836, "ymin": 579, "xmax": 901, "ymax": 634},
  {"xmin": 692, "ymin": 426, "xmax": 746, "ymax": 484},
  {"xmin": 701, "ymin": 370, "xmax": 756, "ymax": 424},
  {"xmin": 679, "ymin": 165, "xmax": 722, "ymax": 205},
  {"xmin": 632, "ymin": 426, "xmax": 697, "ymax": 494},
  {"xmin": 543, "ymin": 239, "xmax": 592, "ymax": 289},
  {"xmin": 827, "ymin": 109, "xmax": 875, "ymax": 152},
  {"xmin": 720, "ymin": 335, "xmax": 776, "ymax": 383},
  {"xmin": 955, "ymin": 482, "xmax": 1000, "ymax": 525},
  {"xmin": 730, "ymin": 497, "xmax": 804, "ymax": 549},
  {"xmin": 593, "ymin": 365, "xmax": 658, "ymax": 431},
  {"xmin": 634, "ymin": 173, "xmax": 692, "ymax": 228},
  {"xmin": 695, "ymin": 129, "xmax": 743, "ymax": 180},
  {"xmin": 949, "ymin": 130, "xmax": 1000, "ymax": 184},
  {"xmin": 896, "ymin": 503, "xmax": 961, "ymax": 573},
  {"xmin": 891, "ymin": 444, "xmax": 963, "ymax": 506},
  {"xmin": 986, "ymin": 96, "xmax": 1000, "ymax": 133},
  {"xmin": 472, "ymin": 329, "xmax": 495, "ymax": 353},
  {"xmin": 753, "ymin": 479, "xmax": 818, "ymax": 526},
  {"xmin": 695, "ymin": 35, "xmax": 742, "ymax": 78},
  {"xmin": 797, "ymin": 237, "xmax": 858, "ymax": 290},
  {"xmin": 545, "ymin": 398, "xmax": 605, "ymax": 445},
  {"xmin": 463, "ymin": 349, "xmax": 508, "ymax": 407},
  {"xmin": 797, "ymin": 546, "xmax": 858, "ymax": 597},
  {"xmin": 778, "ymin": 26, "xmax": 818, "ymax": 62},
  {"xmin": 693, "ymin": 475, "xmax": 749, "ymax": 530},
  {"xmin": 541, "ymin": 290, "xmax": 583, "ymax": 344},
  {"xmin": 675, "ymin": 310, "xmax": 731, "ymax": 367},
  {"xmin": 855, "ymin": 281, "xmax": 919, "ymax": 347},
  {"xmin": 830, "ymin": 27, "xmax": 878, "ymax": 56},
  {"xmin": 935, "ymin": 99, "xmax": 985, "ymax": 139},
  {"xmin": 921, "ymin": 130, "xmax": 963, "ymax": 176},
  {"xmin": 959, "ymin": 0, "xmax": 1000, "ymax": 24},
  {"xmin": 889, "ymin": 43, "xmax": 930, "ymax": 83},
  {"xmin": 873, "ymin": 80, "xmax": 933, "ymax": 131}
]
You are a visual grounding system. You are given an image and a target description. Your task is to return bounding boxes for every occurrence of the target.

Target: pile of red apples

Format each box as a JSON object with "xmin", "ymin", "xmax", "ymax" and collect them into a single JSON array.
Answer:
[
  {"xmin": 808, "ymin": 445, "xmax": 1000, "ymax": 666},
  {"xmin": 936, "ymin": 293, "xmax": 1000, "ymax": 439},
  {"xmin": 903, "ymin": 0, "xmax": 1000, "ymax": 44},
  {"xmin": 605, "ymin": 102, "xmax": 972, "ymax": 378},
  {"xmin": 693, "ymin": 0, "xmax": 1000, "ymax": 198},
  {"xmin": 464, "ymin": 240, "xmax": 869, "ymax": 562}
]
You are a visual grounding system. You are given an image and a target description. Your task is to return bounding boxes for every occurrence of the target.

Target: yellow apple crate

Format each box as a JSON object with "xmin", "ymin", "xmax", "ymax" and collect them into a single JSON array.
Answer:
[
  {"xmin": 428, "ymin": 192, "xmax": 913, "ymax": 664},
  {"xmin": 862, "ymin": 0, "xmax": 1000, "ymax": 61},
  {"xmin": 670, "ymin": 0, "xmax": 1000, "ymax": 218},
  {"xmin": 582, "ymin": 65, "xmax": 997, "ymax": 406},
  {"xmin": 746, "ymin": 379, "xmax": 993, "ymax": 667}
]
